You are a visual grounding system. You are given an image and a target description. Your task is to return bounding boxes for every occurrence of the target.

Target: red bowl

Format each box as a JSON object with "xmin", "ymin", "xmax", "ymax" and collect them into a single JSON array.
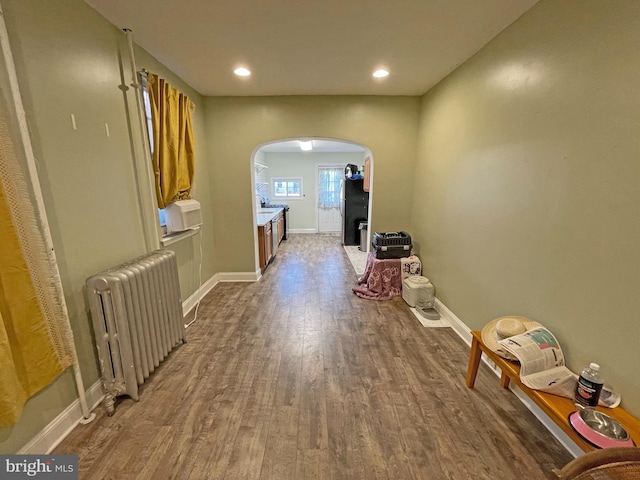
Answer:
[{"xmin": 569, "ymin": 409, "xmax": 635, "ymax": 449}]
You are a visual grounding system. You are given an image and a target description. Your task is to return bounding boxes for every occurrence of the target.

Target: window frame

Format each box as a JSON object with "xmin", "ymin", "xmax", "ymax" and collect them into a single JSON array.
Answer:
[{"xmin": 271, "ymin": 177, "xmax": 303, "ymax": 200}]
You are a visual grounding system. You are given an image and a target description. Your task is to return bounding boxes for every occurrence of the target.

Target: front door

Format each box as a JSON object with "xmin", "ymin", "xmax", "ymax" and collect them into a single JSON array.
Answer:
[{"xmin": 317, "ymin": 166, "xmax": 342, "ymax": 233}]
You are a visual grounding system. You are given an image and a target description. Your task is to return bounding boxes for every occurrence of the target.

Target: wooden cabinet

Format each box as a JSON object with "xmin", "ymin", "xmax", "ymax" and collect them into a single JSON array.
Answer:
[
  {"xmin": 257, "ymin": 207, "xmax": 284, "ymax": 271},
  {"xmin": 258, "ymin": 225, "xmax": 266, "ymax": 269},
  {"xmin": 266, "ymin": 221, "xmax": 272, "ymax": 263},
  {"xmin": 277, "ymin": 211, "xmax": 285, "ymax": 244},
  {"xmin": 258, "ymin": 221, "xmax": 273, "ymax": 269}
]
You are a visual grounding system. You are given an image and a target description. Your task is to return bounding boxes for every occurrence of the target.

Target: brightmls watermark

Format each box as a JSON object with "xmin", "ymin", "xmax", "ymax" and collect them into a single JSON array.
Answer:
[{"xmin": 0, "ymin": 455, "xmax": 77, "ymax": 479}]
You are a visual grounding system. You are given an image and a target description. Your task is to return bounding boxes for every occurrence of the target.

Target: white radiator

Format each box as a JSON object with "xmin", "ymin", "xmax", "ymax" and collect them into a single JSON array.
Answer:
[{"xmin": 86, "ymin": 249, "xmax": 185, "ymax": 415}]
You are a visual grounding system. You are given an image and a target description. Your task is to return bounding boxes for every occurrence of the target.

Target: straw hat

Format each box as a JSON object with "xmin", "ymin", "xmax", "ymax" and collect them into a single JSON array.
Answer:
[{"xmin": 480, "ymin": 316, "xmax": 542, "ymax": 361}]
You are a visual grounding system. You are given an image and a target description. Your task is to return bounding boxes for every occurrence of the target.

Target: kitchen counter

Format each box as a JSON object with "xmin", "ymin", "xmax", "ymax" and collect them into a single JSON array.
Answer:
[{"xmin": 256, "ymin": 207, "xmax": 283, "ymax": 227}]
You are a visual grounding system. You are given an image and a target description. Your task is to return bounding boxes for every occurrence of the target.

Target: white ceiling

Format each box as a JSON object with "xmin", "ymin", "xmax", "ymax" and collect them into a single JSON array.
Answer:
[
  {"xmin": 260, "ymin": 139, "xmax": 365, "ymax": 153},
  {"xmin": 85, "ymin": 0, "xmax": 538, "ymax": 97}
]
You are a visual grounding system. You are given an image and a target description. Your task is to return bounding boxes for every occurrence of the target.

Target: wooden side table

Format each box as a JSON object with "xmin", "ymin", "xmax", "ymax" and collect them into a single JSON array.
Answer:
[{"xmin": 466, "ymin": 330, "xmax": 640, "ymax": 452}]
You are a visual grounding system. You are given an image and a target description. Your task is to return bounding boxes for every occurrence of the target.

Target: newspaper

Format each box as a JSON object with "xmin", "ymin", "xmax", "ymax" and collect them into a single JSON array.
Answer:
[{"xmin": 498, "ymin": 327, "xmax": 621, "ymax": 408}]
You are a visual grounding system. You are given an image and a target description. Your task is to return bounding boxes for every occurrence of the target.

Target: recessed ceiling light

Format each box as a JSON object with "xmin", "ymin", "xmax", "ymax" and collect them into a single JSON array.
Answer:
[
  {"xmin": 234, "ymin": 67, "xmax": 251, "ymax": 77},
  {"xmin": 299, "ymin": 140, "xmax": 313, "ymax": 151},
  {"xmin": 373, "ymin": 69, "xmax": 389, "ymax": 78}
]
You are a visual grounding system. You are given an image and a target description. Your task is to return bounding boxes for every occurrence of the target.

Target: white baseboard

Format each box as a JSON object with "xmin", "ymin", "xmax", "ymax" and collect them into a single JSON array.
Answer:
[
  {"xmin": 18, "ymin": 380, "xmax": 104, "ymax": 455},
  {"xmin": 182, "ymin": 271, "xmax": 261, "ymax": 316},
  {"xmin": 217, "ymin": 271, "xmax": 259, "ymax": 282},
  {"xmin": 435, "ymin": 298, "xmax": 471, "ymax": 344},
  {"xmin": 436, "ymin": 298, "xmax": 583, "ymax": 458},
  {"xmin": 510, "ymin": 386, "xmax": 583, "ymax": 458},
  {"xmin": 182, "ymin": 274, "xmax": 219, "ymax": 316}
]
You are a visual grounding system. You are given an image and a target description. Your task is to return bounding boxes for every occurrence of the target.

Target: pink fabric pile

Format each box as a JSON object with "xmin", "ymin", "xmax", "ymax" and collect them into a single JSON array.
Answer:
[{"xmin": 352, "ymin": 253, "xmax": 403, "ymax": 301}]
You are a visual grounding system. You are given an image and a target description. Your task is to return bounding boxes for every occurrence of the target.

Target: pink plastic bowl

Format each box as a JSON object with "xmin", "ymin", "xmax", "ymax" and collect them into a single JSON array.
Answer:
[{"xmin": 569, "ymin": 409, "xmax": 635, "ymax": 449}]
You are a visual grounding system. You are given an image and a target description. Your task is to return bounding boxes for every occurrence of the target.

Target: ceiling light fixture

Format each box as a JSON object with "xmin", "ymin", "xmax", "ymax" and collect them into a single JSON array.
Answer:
[
  {"xmin": 234, "ymin": 67, "xmax": 251, "ymax": 77},
  {"xmin": 373, "ymin": 69, "xmax": 389, "ymax": 78},
  {"xmin": 299, "ymin": 140, "xmax": 313, "ymax": 151}
]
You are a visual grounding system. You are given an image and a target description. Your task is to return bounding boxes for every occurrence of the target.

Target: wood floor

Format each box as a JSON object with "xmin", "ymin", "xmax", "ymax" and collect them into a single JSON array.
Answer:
[{"xmin": 55, "ymin": 234, "xmax": 573, "ymax": 479}]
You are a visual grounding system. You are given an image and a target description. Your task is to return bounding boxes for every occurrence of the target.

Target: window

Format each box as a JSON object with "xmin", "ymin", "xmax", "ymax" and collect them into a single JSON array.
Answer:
[
  {"xmin": 140, "ymin": 76, "xmax": 155, "ymax": 154},
  {"xmin": 318, "ymin": 167, "xmax": 342, "ymax": 209},
  {"xmin": 140, "ymin": 75, "xmax": 166, "ymax": 228},
  {"xmin": 272, "ymin": 177, "xmax": 303, "ymax": 199}
]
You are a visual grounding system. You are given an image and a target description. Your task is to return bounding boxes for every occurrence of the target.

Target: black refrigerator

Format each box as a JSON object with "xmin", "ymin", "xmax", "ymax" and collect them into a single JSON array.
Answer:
[{"xmin": 341, "ymin": 178, "xmax": 369, "ymax": 246}]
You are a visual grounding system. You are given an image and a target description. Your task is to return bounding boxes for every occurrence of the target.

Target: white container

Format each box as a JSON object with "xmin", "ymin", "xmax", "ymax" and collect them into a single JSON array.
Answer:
[
  {"xmin": 165, "ymin": 199, "xmax": 203, "ymax": 233},
  {"xmin": 402, "ymin": 276, "xmax": 435, "ymax": 308}
]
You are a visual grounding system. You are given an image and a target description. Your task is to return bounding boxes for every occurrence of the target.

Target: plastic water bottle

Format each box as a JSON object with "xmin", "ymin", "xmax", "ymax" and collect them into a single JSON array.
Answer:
[{"xmin": 575, "ymin": 363, "xmax": 604, "ymax": 407}]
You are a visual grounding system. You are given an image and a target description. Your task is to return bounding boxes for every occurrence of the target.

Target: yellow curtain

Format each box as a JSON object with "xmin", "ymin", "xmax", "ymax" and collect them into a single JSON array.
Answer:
[
  {"xmin": 146, "ymin": 73, "xmax": 195, "ymax": 209},
  {"xmin": 0, "ymin": 159, "xmax": 65, "ymax": 428}
]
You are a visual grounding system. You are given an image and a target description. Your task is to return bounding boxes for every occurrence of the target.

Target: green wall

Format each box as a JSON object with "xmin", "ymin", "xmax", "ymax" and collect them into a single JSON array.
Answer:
[
  {"xmin": 134, "ymin": 48, "xmax": 218, "ymax": 299},
  {"xmin": 411, "ymin": 0, "xmax": 640, "ymax": 416},
  {"xmin": 205, "ymin": 96, "xmax": 421, "ymax": 272},
  {"xmin": 0, "ymin": 0, "xmax": 215, "ymax": 452}
]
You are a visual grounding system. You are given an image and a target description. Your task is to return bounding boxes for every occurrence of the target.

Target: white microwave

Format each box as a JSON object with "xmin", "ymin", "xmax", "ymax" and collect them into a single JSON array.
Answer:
[{"xmin": 165, "ymin": 199, "xmax": 203, "ymax": 233}]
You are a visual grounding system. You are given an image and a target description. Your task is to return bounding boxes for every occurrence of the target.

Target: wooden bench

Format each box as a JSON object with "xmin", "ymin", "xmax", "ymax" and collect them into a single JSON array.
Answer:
[{"xmin": 466, "ymin": 330, "xmax": 640, "ymax": 452}]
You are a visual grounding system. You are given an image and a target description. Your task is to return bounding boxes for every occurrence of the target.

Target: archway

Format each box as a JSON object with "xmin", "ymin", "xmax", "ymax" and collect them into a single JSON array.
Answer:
[{"xmin": 250, "ymin": 137, "xmax": 374, "ymax": 274}]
